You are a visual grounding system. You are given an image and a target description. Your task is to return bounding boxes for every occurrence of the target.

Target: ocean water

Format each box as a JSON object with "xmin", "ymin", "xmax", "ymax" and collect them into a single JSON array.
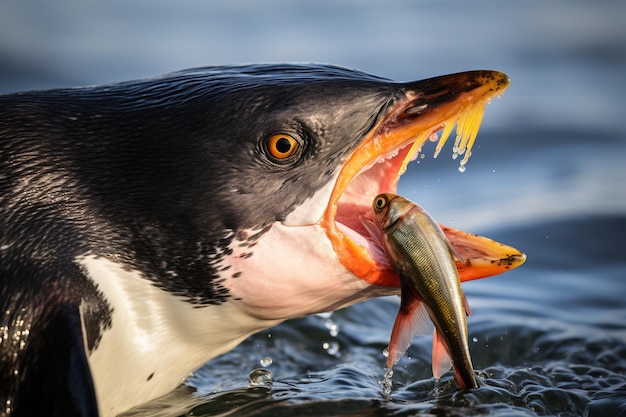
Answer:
[{"xmin": 1, "ymin": 1, "xmax": 625, "ymax": 416}]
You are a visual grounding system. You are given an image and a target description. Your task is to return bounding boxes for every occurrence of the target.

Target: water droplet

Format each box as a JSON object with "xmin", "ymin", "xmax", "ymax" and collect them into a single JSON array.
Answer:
[
  {"xmin": 452, "ymin": 152, "xmax": 459, "ymax": 160},
  {"xmin": 248, "ymin": 368, "xmax": 274, "ymax": 387},
  {"xmin": 492, "ymin": 169, "xmax": 496, "ymax": 173},
  {"xmin": 458, "ymin": 165, "xmax": 466, "ymax": 173},
  {"xmin": 324, "ymin": 318, "xmax": 339, "ymax": 337},
  {"xmin": 383, "ymin": 347, "xmax": 389, "ymax": 358},
  {"xmin": 420, "ymin": 153, "xmax": 425, "ymax": 159},
  {"xmin": 472, "ymin": 337, "xmax": 478, "ymax": 343},
  {"xmin": 322, "ymin": 341, "xmax": 340, "ymax": 356},
  {"xmin": 259, "ymin": 356, "xmax": 272, "ymax": 367}
]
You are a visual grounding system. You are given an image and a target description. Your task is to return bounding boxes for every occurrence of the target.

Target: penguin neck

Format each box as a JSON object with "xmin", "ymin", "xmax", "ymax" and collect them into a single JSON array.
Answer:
[{"xmin": 77, "ymin": 254, "xmax": 280, "ymax": 417}]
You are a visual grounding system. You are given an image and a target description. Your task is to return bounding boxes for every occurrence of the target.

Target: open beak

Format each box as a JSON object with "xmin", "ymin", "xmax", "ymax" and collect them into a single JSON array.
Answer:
[{"xmin": 321, "ymin": 70, "xmax": 526, "ymax": 287}]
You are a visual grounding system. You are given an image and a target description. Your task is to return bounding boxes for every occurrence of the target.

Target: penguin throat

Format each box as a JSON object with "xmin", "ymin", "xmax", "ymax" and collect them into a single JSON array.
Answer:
[{"xmin": 321, "ymin": 134, "xmax": 426, "ymax": 287}]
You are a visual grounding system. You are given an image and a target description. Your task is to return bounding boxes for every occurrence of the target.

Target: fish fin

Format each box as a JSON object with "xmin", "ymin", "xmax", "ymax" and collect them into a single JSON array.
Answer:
[
  {"xmin": 463, "ymin": 291, "xmax": 472, "ymax": 317},
  {"xmin": 359, "ymin": 216, "xmax": 384, "ymax": 247},
  {"xmin": 359, "ymin": 216, "xmax": 388, "ymax": 265},
  {"xmin": 431, "ymin": 327, "xmax": 453, "ymax": 380},
  {"xmin": 445, "ymin": 237, "xmax": 465, "ymax": 263},
  {"xmin": 386, "ymin": 281, "xmax": 431, "ymax": 369}
]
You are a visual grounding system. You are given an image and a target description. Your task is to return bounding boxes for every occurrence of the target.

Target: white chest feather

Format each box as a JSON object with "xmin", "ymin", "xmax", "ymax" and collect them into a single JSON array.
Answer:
[{"xmin": 77, "ymin": 255, "xmax": 279, "ymax": 417}]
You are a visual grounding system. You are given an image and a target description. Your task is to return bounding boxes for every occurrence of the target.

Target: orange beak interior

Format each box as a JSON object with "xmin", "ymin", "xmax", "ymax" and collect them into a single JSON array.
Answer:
[{"xmin": 320, "ymin": 70, "xmax": 526, "ymax": 287}]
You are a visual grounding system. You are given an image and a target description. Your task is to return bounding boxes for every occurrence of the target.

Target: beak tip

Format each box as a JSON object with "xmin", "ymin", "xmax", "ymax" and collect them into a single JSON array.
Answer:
[
  {"xmin": 514, "ymin": 251, "xmax": 527, "ymax": 267},
  {"xmin": 500, "ymin": 250, "xmax": 527, "ymax": 271}
]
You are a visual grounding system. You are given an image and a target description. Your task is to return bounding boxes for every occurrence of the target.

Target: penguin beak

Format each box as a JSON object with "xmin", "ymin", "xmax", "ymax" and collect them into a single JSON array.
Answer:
[{"xmin": 320, "ymin": 71, "xmax": 526, "ymax": 288}]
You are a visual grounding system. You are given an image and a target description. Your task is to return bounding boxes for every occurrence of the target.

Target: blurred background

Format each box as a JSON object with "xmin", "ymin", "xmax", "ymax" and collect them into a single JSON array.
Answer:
[
  {"xmin": 2, "ymin": 1, "xmax": 625, "ymax": 416},
  {"xmin": 1, "ymin": 0, "xmax": 625, "ymax": 227}
]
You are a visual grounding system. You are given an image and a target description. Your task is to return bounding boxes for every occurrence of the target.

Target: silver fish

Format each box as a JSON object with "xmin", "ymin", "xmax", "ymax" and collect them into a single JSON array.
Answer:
[{"xmin": 369, "ymin": 193, "xmax": 477, "ymax": 389}]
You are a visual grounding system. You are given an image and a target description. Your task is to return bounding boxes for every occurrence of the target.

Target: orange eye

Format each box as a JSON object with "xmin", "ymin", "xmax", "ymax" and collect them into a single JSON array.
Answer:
[
  {"xmin": 266, "ymin": 134, "xmax": 298, "ymax": 160},
  {"xmin": 374, "ymin": 195, "xmax": 388, "ymax": 211}
]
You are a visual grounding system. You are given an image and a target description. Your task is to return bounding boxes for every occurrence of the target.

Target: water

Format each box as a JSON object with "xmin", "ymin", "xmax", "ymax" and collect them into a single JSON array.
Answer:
[{"xmin": 2, "ymin": 1, "xmax": 625, "ymax": 416}]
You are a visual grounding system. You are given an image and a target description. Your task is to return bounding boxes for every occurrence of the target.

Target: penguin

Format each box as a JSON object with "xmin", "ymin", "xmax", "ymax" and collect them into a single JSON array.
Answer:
[{"xmin": 0, "ymin": 64, "xmax": 524, "ymax": 416}]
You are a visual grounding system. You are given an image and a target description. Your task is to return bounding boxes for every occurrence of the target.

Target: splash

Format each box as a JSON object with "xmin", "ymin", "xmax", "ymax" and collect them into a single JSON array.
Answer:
[{"xmin": 380, "ymin": 367, "xmax": 394, "ymax": 398}]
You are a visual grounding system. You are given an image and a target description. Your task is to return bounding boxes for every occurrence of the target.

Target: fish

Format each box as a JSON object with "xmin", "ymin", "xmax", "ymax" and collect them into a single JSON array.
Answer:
[
  {"xmin": 0, "ymin": 65, "xmax": 523, "ymax": 416},
  {"xmin": 370, "ymin": 193, "xmax": 477, "ymax": 389}
]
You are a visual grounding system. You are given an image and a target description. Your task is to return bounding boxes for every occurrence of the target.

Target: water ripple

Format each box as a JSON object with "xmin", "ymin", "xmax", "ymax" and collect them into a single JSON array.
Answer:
[{"xmin": 121, "ymin": 315, "xmax": 626, "ymax": 417}]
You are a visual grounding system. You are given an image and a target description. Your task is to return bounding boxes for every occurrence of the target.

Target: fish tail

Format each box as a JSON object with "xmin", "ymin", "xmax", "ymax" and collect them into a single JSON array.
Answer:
[
  {"xmin": 455, "ymin": 341, "xmax": 478, "ymax": 389},
  {"xmin": 432, "ymin": 328, "xmax": 478, "ymax": 389},
  {"xmin": 453, "ymin": 363, "xmax": 478, "ymax": 390}
]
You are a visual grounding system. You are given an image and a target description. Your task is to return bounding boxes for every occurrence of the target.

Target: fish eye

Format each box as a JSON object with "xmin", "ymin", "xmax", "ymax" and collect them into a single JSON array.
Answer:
[
  {"xmin": 374, "ymin": 195, "xmax": 388, "ymax": 211},
  {"xmin": 266, "ymin": 134, "xmax": 299, "ymax": 160}
]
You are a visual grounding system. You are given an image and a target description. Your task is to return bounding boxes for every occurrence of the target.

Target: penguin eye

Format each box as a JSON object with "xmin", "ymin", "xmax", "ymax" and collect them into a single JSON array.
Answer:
[
  {"xmin": 266, "ymin": 134, "xmax": 299, "ymax": 160},
  {"xmin": 374, "ymin": 195, "xmax": 388, "ymax": 211}
]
